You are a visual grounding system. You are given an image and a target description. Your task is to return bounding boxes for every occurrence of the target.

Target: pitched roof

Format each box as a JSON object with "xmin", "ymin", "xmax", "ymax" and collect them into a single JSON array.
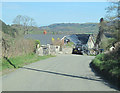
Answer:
[{"xmin": 75, "ymin": 34, "xmax": 91, "ymax": 44}]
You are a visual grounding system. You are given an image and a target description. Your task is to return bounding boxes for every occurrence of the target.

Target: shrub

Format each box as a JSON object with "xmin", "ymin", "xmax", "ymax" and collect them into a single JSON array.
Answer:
[
  {"xmin": 92, "ymin": 52, "xmax": 120, "ymax": 77},
  {"xmin": 109, "ymin": 67, "xmax": 120, "ymax": 76},
  {"xmin": 92, "ymin": 58, "xmax": 103, "ymax": 67},
  {"xmin": 95, "ymin": 53, "xmax": 104, "ymax": 61},
  {"xmin": 2, "ymin": 38, "xmax": 35, "ymax": 57},
  {"xmin": 35, "ymin": 40, "xmax": 40, "ymax": 46}
]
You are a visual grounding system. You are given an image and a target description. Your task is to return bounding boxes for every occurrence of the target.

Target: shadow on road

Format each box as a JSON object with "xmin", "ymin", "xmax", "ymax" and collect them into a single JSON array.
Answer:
[{"xmin": 21, "ymin": 67, "xmax": 102, "ymax": 82}]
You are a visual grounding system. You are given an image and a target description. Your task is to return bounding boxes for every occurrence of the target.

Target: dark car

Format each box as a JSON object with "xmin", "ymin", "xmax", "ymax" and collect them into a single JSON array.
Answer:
[
  {"xmin": 72, "ymin": 43, "xmax": 83, "ymax": 55},
  {"xmin": 72, "ymin": 43, "xmax": 89, "ymax": 55}
]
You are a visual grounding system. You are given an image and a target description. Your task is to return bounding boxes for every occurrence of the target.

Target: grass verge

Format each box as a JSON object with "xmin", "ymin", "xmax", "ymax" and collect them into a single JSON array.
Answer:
[
  {"xmin": 90, "ymin": 53, "xmax": 120, "ymax": 90},
  {"xmin": 1, "ymin": 53, "xmax": 55, "ymax": 75}
]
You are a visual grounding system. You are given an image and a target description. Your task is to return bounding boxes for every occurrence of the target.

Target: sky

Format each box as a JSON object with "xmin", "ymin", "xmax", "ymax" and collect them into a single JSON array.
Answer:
[{"xmin": 1, "ymin": 2, "xmax": 110, "ymax": 27}]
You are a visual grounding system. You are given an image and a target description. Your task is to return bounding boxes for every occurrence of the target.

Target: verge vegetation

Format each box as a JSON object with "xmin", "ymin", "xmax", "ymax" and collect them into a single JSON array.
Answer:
[
  {"xmin": 1, "ymin": 53, "xmax": 55, "ymax": 75},
  {"xmin": 90, "ymin": 51, "xmax": 120, "ymax": 89},
  {"xmin": 90, "ymin": 2, "xmax": 120, "ymax": 90},
  {"xmin": 1, "ymin": 17, "xmax": 55, "ymax": 76}
]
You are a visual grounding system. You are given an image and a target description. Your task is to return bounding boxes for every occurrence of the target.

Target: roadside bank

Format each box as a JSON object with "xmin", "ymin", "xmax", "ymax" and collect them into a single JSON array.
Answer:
[
  {"xmin": 1, "ymin": 53, "xmax": 55, "ymax": 76},
  {"xmin": 90, "ymin": 53, "xmax": 120, "ymax": 90}
]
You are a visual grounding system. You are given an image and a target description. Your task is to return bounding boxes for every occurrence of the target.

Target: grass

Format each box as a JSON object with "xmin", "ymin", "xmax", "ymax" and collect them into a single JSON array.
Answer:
[
  {"xmin": 1, "ymin": 53, "xmax": 55, "ymax": 75},
  {"xmin": 91, "ymin": 53, "xmax": 120, "ymax": 89},
  {"xmin": 92, "ymin": 53, "xmax": 120, "ymax": 76}
]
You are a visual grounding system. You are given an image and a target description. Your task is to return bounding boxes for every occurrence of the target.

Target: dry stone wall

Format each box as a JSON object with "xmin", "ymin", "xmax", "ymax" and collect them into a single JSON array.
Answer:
[{"xmin": 36, "ymin": 44, "xmax": 72, "ymax": 56}]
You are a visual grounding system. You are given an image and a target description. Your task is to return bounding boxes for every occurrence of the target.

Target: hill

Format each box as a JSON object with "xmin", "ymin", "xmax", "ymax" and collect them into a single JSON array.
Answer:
[
  {"xmin": 11, "ymin": 24, "xmax": 42, "ymax": 35},
  {"xmin": 39, "ymin": 23, "xmax": 99, "ymax": 34},
  {"xmin": 1, "ymin": 20, "xmax": 19, "ymax": 37}
]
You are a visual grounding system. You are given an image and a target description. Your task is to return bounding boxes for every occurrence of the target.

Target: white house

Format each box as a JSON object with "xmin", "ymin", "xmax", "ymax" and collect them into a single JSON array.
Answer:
[{"xmin": 87, "ymin": 35, "xmax": 95, "ymax": 49}]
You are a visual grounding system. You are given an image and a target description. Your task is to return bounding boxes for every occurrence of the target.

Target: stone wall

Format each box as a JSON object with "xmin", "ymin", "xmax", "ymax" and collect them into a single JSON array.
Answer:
[
  {"xmin": 36, "ymin": 44, "xmax": 60, "ymax": 56},
  {"xmin": 36, "ymin": 47, "xmax": 43, "ymax": 56},
  {"xmin": 36, "ymin": 44, "xmax": 73, "ymax": 56},
  {"xmin": 62, "ymin": 47, "xmax": 73, "ymax": 54}
]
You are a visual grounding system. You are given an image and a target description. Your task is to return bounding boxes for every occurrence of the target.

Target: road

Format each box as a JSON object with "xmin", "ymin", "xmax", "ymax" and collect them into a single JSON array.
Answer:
[{"xmin": 2, "ymin": 54, "xmax": 117, "ymax": 91}]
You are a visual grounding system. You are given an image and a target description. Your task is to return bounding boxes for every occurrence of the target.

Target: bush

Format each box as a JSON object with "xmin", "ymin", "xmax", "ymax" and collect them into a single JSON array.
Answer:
[
  {"xmin": 110, "ymin": 67, "xmax": 120, "ymax": 76},
  {"xmin": 2, "ymin": 38, "xmax": 35, "ymax": 57},
  {"xmin": 35, "ymin": 40, "xmax": 40, "ymax": 46},
  {"xmin": 91, "ymin": 52, "xmax": 120, "ymax": 89},
  {"xmin": 92, "ymin": 53, "xmax": 120, "ymax": 76},
  {"xmin": 106, "ymin": 38, "xmax": 117, "ymax": 50},
  {"xmin": 95, "ymin": 53, "xmax": 104, "ymax": 60}
]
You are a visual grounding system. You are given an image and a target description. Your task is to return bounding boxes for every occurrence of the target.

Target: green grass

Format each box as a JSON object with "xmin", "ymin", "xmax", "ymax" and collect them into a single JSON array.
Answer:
[
  {"xmin": 2, "ymin": 53, "xmax": 55, "ymax": 71},
  {"xmin": 2, "ymin": 58, "xmax": 14, "ymax": 71},
  {"xmin": 92, "ymin": 53, "xmax": 120, "ymax": 76}
]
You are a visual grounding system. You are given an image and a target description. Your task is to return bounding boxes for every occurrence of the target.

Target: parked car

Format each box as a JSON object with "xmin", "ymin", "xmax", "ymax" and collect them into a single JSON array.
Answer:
[
  {"xmin": 72, "ymin": 43, "xmax": 89, "ymax": 55},
  {"xmin": 72, "ymin": 43, "xmax": 83, "ymax": 55}
]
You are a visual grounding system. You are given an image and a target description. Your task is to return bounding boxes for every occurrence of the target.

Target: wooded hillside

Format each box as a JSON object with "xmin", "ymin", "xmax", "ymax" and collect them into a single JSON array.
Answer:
[{"xmin": 39, "ymin": 23, "xmax": 99, "ymax": 34}]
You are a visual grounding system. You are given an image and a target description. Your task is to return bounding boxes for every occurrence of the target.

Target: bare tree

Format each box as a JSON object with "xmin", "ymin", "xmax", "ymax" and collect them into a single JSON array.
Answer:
[
  {"xmin": 13, "ymin": 15, "xmax": 23, "ymax": 25},
  {"xmin": 13, "ymin": 15, "xmax": 36, "ymax": 34},
  {"xmin": 105, "ymin": 1, "xmax": 120, "ymax": 41}
]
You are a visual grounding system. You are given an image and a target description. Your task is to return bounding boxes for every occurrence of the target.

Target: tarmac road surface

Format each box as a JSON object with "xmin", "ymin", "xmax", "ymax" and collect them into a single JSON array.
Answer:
[{"xmin": 2, "ymin": 54, "xmax": 117, "ymax": 91}]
